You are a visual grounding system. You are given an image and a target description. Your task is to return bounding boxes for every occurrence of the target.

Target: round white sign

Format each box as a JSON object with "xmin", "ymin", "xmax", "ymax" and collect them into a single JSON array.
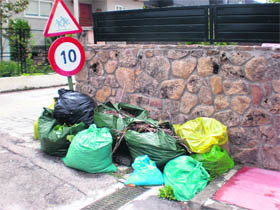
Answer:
[
  {"xmin": 48, "ymin": 37, "xmax": 85, "ymax": 76},
  {"xmin": 54, "ymin": 42, "xmax": 81, "ymax": 71}
]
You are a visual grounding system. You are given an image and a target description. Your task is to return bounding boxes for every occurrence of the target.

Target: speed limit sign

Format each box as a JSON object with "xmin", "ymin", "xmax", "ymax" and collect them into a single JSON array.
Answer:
[{"xmin": 48, "ymin": 37, "xmax": 85, "ymax": 76}]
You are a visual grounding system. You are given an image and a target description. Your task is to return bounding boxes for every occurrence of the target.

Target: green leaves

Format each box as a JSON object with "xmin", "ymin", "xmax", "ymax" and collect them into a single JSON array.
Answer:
[
  {"xmin": 0, "ymin": 61, "xmax": 17, "ymax": 77},
  {"xmin": 6, "ymin": 19, "xmax": 31, "ymax": 61},
  {"xmin": 0, "ymin": 0, "xmax": 29, "ymax": 24},
  {"xmin": 159, "ymin": 186, "xmax": 176, "ymax": 201}
]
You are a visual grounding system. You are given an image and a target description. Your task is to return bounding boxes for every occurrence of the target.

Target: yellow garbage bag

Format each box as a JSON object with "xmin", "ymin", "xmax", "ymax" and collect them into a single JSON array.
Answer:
[
  {"xmin": 48, "ymin": 99, "xmax": 56, "ymax": 110},
  {"xmin": 174, "ymin": 117, "xmax": 228, "ymax": 154},
  {"xmin": 34, "ymin": 119, "xmax": 39, "ymax": 140},
  {"xmin": 34, "ymin": 99, "xmax": 56, "ymax": 140}
]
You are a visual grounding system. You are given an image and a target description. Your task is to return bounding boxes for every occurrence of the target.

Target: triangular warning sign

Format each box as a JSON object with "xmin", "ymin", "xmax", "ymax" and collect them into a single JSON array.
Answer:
[{"xmin": 44, "ymin": 0, "xmax": 82, "ymax": 37}]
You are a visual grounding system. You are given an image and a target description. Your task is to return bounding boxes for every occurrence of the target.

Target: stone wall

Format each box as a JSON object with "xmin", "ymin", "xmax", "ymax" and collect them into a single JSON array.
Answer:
[{"xmin": 75, "ymin": 44, "xmax": 280, "ymax": 170}]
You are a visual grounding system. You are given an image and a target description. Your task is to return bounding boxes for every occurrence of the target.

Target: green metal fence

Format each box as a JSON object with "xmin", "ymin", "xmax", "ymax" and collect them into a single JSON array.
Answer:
[
  {"xmin": 92, "ymin": 4, "xmax": 280, "ymax": 43},
  {"xmin": 0, "ymin": 28, "xmax": 54, "ymax": 77}
]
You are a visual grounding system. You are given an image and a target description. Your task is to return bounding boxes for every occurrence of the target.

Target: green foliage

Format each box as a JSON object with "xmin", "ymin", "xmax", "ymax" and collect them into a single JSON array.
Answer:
[
  {"xmin": 0, "ymin": 0, "xmax": 29, "ymax": 25},
  {"xmin": 3, "ymin": 18, "xmax": 52, "ymax": 76},
  {"xmin": 22, "ymin": 72, "xmax": 53, "ymax": 76},
  {"xmin": 6, "ymin": 19, "xmax": 31, "ymax": 61},
  {"xmin": 0, "ymin": 60, "xmax": 52, "ymax": 77},
  {"xmin": 159, "ymin": 186, "xmax": 177, "ymax": 201},
  {"xmin": 184, "ymin": 41, "xmax": 236, "ymax": 46},
  {"xmin": 0, "ymin": 61, "xmax": 17, "ymax": 77},
  {"xmin": 45, "ymin": 36, "xmax": 60, "ymax": 49},
  {"xmin": 66, "ymin": 135, "xmax": 75, "ymax": 143},
  {"xmin": 268, "ymin": 0, "xmax": 280, "ymax": 2},
  {"xmin": 0, "ymin": 0, "xmax": 29, "ymax": 60}
]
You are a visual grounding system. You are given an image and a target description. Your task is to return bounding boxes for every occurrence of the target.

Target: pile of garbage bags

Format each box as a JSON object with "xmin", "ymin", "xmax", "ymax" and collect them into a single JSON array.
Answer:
[{"xmin": 34, "ymin": 88, "xmax": 234, "ymax": 202}]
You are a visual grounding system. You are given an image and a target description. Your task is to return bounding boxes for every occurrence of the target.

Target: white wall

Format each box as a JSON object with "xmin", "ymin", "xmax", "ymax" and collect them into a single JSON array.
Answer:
[
  {"xmin": 92, "ymin": 0, "xmax": 108, "ymax": 12},
  {"xmin": 106, "ymin": 0, "xmax": 144, "ymax": 11},
  {"xmin": 12, "ymin": 0, "xmax": 76, "ymax": 31}
]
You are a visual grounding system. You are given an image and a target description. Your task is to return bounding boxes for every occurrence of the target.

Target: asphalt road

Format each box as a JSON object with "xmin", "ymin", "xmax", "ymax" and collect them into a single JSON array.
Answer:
[{"xmin": 0, "ymin": 87, "xmax": 122, "ymax": 210}]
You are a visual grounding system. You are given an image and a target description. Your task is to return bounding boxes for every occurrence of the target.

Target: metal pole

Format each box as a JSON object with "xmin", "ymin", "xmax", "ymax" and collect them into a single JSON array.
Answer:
[
  {"xmin": 62, "ymin": 0, "xmax": 81, "ymax": 91},
  {"xmin": 64, "ymin": 34, "xmax": 74, "ymax": 90},
  {"xmin": 71, "ymin": 0, "xmax": 80, "ymax": 91},
  {"xmin": 73, "ymin": 0, "xmax": 80, "ymax": 23},
  {"xmin": 68, "ymin": 76, "xmax": 73, "ymax": 90}
]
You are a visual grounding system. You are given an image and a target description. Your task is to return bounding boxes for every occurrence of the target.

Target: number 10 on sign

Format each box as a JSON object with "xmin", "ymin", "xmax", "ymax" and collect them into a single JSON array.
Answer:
[{"xmin": 48, "ymin": 37, "xmax": 85, "ymax": 77}]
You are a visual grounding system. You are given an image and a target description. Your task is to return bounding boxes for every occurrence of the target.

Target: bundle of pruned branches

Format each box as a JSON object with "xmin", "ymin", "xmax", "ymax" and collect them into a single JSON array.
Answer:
[
  {"xmin": 104, "ymin": 109, "xmax": 135, "ymax": 118},
  {"xmin": 112, "ymin": 121, "xmax": 192, "ymax": 154}
]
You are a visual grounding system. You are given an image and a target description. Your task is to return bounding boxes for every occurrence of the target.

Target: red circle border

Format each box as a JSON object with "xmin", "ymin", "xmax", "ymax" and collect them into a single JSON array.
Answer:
[{"xmin": 48, "ymin": 37, "xmax": 85, "ymax": 76}]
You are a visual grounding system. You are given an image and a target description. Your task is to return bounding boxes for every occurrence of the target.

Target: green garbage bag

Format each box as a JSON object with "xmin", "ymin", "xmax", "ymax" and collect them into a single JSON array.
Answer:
[
  {"xmin": 94, "ymin": 102, "xmax": 149, "ymax": 165},
  {"xmin": 38, "ymin": 108, "xmax": 86, "ymax": 157},
  {"xmin": 93, "ymin": 101, "xmax": 148, "ymax": 138},
  {"xmin": 125, "ymin": 120, "xmax": 187, "ymax": 168},
  {"xmin": 192, "ymin": 145, "xmax": 234, "ymax": 180},
  {"xmin": 164, "ymin": 156, "xmax": 209, "ymax": 201},
  {"xmin": 34, "ymin": 99, "xmax": 56, "ymax": 140},
  {"xmin": 63, "ymin": 124, "xmax": 117, "ymax": 173},
  {"xmin": 174, "ymin": 117, "xmax": 228, "ymax": 154}
]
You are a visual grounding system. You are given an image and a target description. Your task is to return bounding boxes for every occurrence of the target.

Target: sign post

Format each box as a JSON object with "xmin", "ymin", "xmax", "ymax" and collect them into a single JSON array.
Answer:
[
  {"xmin": 44, "ymin": 0, "xmax": 84, "ymax": 90},
  {"xmin": 67, "ymin": 76, "xmax": 73, "ymax": 90}
]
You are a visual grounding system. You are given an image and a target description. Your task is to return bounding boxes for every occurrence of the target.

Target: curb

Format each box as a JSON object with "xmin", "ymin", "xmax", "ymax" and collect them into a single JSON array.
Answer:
[
  {"xmin": 186, "ymin": 165, "xmax": 248, "ymax": 210},
  {"xmin": 0, "ymin": 74, "xmax": 72, "ymax": 93}
]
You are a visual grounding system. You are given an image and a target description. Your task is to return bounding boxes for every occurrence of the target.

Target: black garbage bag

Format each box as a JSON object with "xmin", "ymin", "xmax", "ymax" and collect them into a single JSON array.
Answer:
[{"xmin": 54, "ymin": 89, "xmax": 96, "ymax": 127}]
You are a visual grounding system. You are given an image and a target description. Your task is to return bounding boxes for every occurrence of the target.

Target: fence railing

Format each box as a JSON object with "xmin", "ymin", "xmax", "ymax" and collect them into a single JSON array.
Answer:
[
  {"xmin": 212, "ymin": 4, "xmax": 279, "ymax": 43},
  {"xmin": 0, "ymin": 28, "xmax": 53, "ymax": 77},
  {"xmin": 93, "ymin": 6, "xmax": 209, "ymax": 42},
  {"xmin": 92, "ymin": 4, "xmax": 280, "ymax": 43}
]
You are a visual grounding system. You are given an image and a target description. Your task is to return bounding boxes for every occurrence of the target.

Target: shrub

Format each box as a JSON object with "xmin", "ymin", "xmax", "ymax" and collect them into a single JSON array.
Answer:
[
  {"xmin": 0, "ymin": 61, "xmax": 18, "ymax": 77},
  {"xmin": 6, "ymin": 19, "xmax": 31, "ymax": 61}
]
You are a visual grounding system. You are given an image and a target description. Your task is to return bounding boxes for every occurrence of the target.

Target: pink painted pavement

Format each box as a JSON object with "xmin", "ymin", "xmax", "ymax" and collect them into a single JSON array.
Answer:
[{"xmin": 213, "ymin": 166, "xmax": 280, "ymax": 210}]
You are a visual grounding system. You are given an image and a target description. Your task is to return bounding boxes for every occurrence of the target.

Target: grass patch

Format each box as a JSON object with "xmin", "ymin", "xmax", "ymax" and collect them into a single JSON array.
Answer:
[{"xmin": 0, "ymin": 61, "xmax": 53, "ymax": 77}]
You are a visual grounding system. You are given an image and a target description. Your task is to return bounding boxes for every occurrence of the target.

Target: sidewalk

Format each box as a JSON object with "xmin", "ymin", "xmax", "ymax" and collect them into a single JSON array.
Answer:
[
  {"xmin": 0, "ymin": 87, "xmax": 122, "ymax": 210},
  {"xmin": 0, "ymin": 86, "xmax": 271, "ymax": 210},
  {"xmin": 0, "ymin": 74, "xmax": 69, "ymax": 93}
]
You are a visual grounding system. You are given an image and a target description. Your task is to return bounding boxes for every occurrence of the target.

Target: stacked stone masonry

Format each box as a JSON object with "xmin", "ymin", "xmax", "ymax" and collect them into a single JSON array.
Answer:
[{"xmin": 75, "ymin": 44, "xmax": 280, "ymax": 170}]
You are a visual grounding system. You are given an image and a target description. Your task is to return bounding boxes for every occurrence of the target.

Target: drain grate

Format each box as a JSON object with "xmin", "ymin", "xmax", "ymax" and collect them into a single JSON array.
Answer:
[{"xmin": 82, "ymin": 186, "xmax": 148, "ymax": 210}]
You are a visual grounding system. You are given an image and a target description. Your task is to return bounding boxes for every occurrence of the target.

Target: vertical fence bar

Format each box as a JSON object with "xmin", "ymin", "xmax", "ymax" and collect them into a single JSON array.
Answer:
[
  {"xmin": 209, "ymin": 6, "xmax": 214, "ymax": 44},
  {"xmin": 19, "ymin": 28, "xmax": 23, "ymax": 75},
  {"xmin": 16, "ymin": 29, "xmax": 20, "ymax": 75},
  {"xmin": 93, "ymin": 14, "xmax": 97, "ymax": 44},
  {"xmin": 205, "ymin": 7, "xmax": 209, "ymax": 43},
  {"xmin": 23, "ymin": 29, "xmax": 27, "ymax": 74},
  {"xmin": 44, "ymin": 37, "xmax": 48, "ymax": 73},
  {"xmin": 0, "ymin": 27, "xmax": 3, "ymax": 61}
]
